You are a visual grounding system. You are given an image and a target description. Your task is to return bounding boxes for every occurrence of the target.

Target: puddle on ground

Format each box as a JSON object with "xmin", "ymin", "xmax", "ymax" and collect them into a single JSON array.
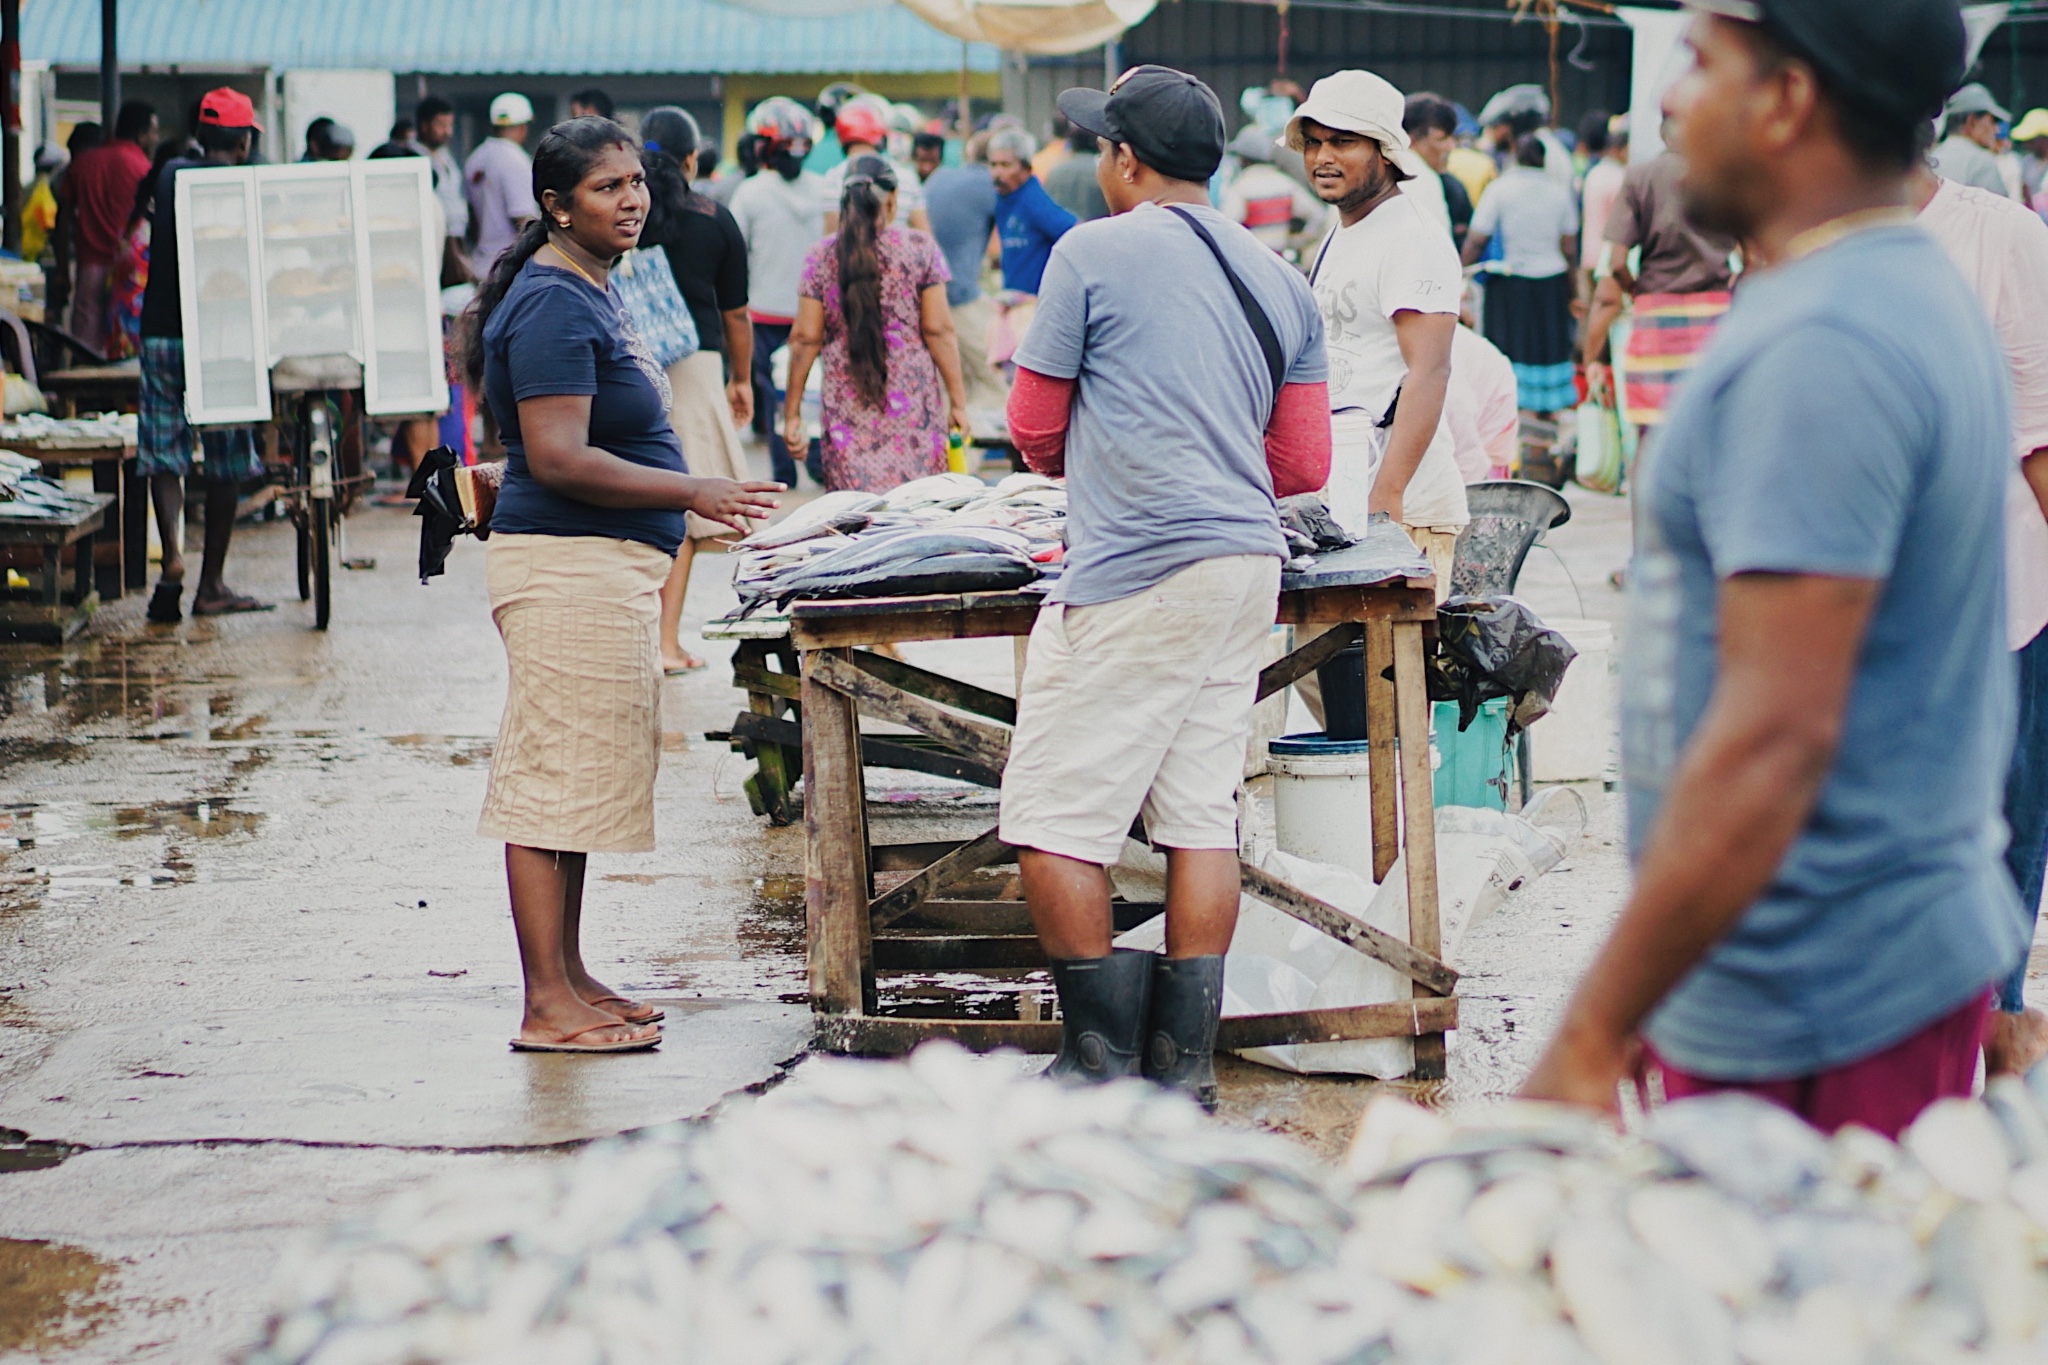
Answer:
[
  {"xmin": 0, "ymin": 799, "xmax": 263, "ymax": 913},
  {"xmin": 740, "ymin": 874, "xmax": 806, "ymax": 961},
  {"xmin": 0, "ymin": 1128, "xmax": 83, "ymax": 1173},
  {"xmin": 385, "ymin": 733, "xmax": 495, "ymax": 767},
  {"xmin": 0, "ymin": 637, "xmax": 216, "ymax": 733},
  {"xmin": 0, "ymin": 1238, "xmax": 118, "ymax": 1356},
  {"xmin": 2, "ymin": 800, "xmax": 265, "ymax": 850}
]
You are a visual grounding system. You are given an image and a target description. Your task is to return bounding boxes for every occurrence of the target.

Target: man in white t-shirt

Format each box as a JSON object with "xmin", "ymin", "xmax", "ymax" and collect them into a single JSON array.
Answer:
[
  {"xmin": 1288, "ymin": 69, "xmax": 1468, "ymax": 583},
  {"xmin": 1914, "ymin": 162, "xmax": 2048, "ymax": 1076},
  {"xmin": 729, "ymin": 97, "xmax": 829, "ymax": 487},
  {"xmin": 466, "ymin": 93, "xmax": 539, "ymax": 269}
]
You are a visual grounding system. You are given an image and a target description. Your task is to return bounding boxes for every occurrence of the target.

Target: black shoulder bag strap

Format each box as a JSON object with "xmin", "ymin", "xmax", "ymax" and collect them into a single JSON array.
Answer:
[{"xmin": 1165, "ymin": 205, "xmax": 1287, "ymax": 412}]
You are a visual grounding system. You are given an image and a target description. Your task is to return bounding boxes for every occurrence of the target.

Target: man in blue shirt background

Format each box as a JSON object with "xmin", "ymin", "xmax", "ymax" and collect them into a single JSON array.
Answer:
[
  {"xmin": 989, "ymin": 128, "xmax": 1077, "ymax": 297},
  {"xmin": 920, "ymin": 131, "xmax": 1011, "ymax": 418},
  {"xmin": 1522, "ymin": 0, "xmax": 2026, "ymax": 1139}
]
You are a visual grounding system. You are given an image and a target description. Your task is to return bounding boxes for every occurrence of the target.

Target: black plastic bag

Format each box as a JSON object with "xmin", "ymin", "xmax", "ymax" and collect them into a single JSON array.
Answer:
[
  {"xmin": 1427, "ymin": 595, "xmax": 1577, "ymax": 733},
  {"xmin": 1277, "ymin": 495, "xmax": 1356, "ymax": 557},
  {"xmin": 407, "ymin": 445, "xmax": 466, "ymax": 583}
]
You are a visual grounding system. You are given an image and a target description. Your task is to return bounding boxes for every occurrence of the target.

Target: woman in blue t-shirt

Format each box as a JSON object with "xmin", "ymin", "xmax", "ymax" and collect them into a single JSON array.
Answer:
[{"xmin": 460, "ymin": 116, "xmax": 782, "ymax": 1055}]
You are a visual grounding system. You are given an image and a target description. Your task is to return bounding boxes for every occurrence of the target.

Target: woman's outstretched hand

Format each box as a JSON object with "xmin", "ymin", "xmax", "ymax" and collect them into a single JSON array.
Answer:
[{"xmin": 688, "ymin": 479, "xmax": 783, "ymax": 535}]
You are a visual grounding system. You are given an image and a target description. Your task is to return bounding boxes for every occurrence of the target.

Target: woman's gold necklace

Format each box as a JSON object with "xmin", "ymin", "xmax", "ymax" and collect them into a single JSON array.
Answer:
[{"xmin": 545, "ymin": 240, "xmax": 606, "ymax": 289}]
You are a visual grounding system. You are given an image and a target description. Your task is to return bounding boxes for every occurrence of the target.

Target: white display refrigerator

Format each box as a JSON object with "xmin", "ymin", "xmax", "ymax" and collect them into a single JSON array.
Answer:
[{"xmin": 173, "ymin": 158, "xmax": 449, "ymax": 425}]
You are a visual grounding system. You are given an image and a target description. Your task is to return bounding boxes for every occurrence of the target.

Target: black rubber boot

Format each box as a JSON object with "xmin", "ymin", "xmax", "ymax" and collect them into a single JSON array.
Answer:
[
  {"xmin": 1143, "ymin": 954, "xmax": 1226, "ymax": 1111},
  {"xmin": 1045, "ymin": 948, "xmax": 1153, "ymax": 1083}
]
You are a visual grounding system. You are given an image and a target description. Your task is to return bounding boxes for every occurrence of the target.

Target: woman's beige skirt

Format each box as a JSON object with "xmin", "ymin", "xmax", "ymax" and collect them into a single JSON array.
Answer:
[
  {"xmin": 478, "ymin": 532, "xmax": 673, "ymax": 853},
  {"xmin": 667, "ymin": 350, "xmax": 751, "ymax": 542}
]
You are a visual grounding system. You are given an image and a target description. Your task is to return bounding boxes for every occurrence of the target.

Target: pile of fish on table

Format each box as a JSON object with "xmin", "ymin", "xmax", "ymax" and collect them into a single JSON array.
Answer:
[
  {"xmin": 0, "ymin": 449, "xmax": 103, "ymax": 520},
  {"xmin": 248, "ymin": 1045, "xmax": 2048, "ymax": 1365},
  {"xmin": 730, "ymin": 472, "xmax": 1066, "ymax": 617}
]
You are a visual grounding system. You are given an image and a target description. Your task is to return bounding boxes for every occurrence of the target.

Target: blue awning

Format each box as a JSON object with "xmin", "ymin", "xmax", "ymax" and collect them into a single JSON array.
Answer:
[{"xmin": 23, "ymin": 0, "xmax": 1001, "ymax": 76}]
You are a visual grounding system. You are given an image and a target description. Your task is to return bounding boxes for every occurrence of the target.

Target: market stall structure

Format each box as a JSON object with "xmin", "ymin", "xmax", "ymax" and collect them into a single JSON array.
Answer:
[{"xmin": 715, "ymin": 519, "xmax": 1462, "ymax": 1079}]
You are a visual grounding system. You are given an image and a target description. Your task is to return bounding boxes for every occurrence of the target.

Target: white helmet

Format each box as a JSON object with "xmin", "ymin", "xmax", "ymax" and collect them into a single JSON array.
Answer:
[{"xmin": 490, "ymin": 92, "xmax": 535, "ymax": 127}]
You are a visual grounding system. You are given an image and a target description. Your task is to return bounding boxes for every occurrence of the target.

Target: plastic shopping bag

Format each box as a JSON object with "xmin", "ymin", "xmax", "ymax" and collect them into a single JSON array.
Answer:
[{"xmin": 1574, "ymin": 396, "xmax": 1625, "ymax": 494}]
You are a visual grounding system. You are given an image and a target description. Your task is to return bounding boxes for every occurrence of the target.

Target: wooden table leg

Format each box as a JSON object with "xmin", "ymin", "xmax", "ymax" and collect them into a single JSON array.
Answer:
[
  {"xmin": 1365, "ymin": 618, "xmax": 1399, "ymax": 883},
  {"xmin": 1392, "ymin": 619, "xmax": 1446, "ymax": 1080},
  {"xmin": 803, "ymin": 646, "xmax": 874, "ymax": 1017}
]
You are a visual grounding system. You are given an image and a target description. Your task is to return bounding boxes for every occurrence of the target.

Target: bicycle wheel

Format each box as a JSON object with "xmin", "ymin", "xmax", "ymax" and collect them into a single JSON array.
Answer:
[
  {"xmin": 295, "ymin": 510, "xmax": 312, "ymax": 600},
  {"xmin": 312, "ymin": 500, "xmax": 332, "ymax": 631}
]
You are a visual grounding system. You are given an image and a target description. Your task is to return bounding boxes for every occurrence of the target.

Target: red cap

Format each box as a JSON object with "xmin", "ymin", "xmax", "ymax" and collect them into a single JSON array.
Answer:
[
  {"xmin": 834, "ymin": 103, "xmax": 887, "ymax": 150},
  {"xmin": 197, "ymin": 88, "xmax": 262, "ymax": 131}
]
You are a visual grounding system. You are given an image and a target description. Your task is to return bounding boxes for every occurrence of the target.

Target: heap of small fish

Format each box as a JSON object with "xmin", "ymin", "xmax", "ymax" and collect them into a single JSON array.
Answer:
[
  {"xmin": 1340, "ymin": 1074, "xmax": 2048, "ymax": 1365},
  {"xmin": 246, "ymin": 1044, "xmax": 1360, "ymax": 1365},
  {"xmin": 730, "ymin": 472, "xmax": 1067, "ymax": 616},
  {"xmin": 247, "ymin": 1046, "xmax": 2048, "ymax": 1365}
]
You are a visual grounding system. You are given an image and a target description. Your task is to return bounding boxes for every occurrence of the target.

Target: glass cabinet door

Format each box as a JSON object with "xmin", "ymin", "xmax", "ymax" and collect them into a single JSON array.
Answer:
[
  {"xmin": 255, "ymin": 164, "xmax": 361, "ymax": 366},
  {"xmin": 174, "ymin": 167, "xmax": 271, "ymax": 424},
  {"xmin": 354, "ymin": 160, "xmax": 449, "ymax": 417}
]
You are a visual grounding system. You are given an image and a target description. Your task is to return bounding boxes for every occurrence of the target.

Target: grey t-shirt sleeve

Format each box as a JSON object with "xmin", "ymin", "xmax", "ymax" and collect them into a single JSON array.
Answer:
[
  {"xmin": 1695, "ymin": 325, "xmax": 1916, "ymax": 581},
  {"xmin": 1013, "ymin": 250, "xmax": 1085, "ymax": 379}
]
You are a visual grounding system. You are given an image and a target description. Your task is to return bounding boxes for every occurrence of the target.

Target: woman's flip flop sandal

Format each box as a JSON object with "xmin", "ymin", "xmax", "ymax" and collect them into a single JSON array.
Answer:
[
  {"xmin": 589, "ymin": 996, "xmax": 665, "ymax": 1024},
  {"xmin": 509, "ymin": 1021, "xmax": 662, "ymax": 1053}
]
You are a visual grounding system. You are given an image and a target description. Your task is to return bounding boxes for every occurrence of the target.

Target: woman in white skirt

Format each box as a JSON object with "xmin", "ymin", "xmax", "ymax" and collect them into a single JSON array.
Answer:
[
  {"xmin": 639, "ymin": 107, "xmax": 757, "ymax": 674},
  {"xmin": 464, "ymin": 117, "xmax": 781, "ymax": 1053}
]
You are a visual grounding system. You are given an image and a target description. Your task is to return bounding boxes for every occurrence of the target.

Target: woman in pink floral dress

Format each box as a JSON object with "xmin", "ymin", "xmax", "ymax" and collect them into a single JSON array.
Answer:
[{"xmin": 784, "ymin": 155, "xmax": 971, "ymax": 491}]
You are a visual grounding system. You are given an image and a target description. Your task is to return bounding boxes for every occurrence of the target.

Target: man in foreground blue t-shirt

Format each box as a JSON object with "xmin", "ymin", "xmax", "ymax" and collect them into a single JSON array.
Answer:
[{"xmin": 1522, "ymin": 0, "xmax": 2027, "ymax": 1139}]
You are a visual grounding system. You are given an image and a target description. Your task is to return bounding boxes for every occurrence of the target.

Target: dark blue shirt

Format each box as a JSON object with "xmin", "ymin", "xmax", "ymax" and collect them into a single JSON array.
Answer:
[
  {"xmin": 483, "ymin": 263, "xmax": 688, "ymax": 555},
  {"xmin": 923, "ymin": 164, "xmax": 997, "ymax": 307},
  {"xmin": 994, "ymin": 176, "xmax": 1076, "ymax": 295}
]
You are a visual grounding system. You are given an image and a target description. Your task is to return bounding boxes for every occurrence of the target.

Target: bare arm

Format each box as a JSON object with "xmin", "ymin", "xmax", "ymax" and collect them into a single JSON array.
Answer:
[
  {"xmin": 1459, "ymin": 230, "xmax": 1491, "ymax": 268},
  {"xmin": 920, "ymin": 283, "xmax": 971, "ymax": 438},
  {"xmin": 720, "ymin": 306, "xmax": 755, "ymax": 427},
  {"xmin": 2026, "ymin": 448, "xmax": 2048, "ymax": 527},
  {"xmin": 1581, "ymin": 263, "xmax": 1633, "ymax": 405},
  {"xmin": 781, "ymin": 296, "xmax": 827, "ymax": 458},
  {"xmin": 520, "ymin": 393, "xmax": 780, "ymax": 534},
  {"xmin": 1370, "ymin": 310, "xmax": 1456, "ymax": 522},
  {"xmin": 908, "ymin": 206, "xmax": 931, "ymax": 233},
  {"xmin": 1520, "ymin": 571, "xmax": 1881, "ymax": 1112}
]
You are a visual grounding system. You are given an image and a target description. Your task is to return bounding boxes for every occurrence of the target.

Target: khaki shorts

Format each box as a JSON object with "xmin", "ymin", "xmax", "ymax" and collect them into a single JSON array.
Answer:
[
  {"xmin": 478, "ymin": 533, "xmax": 672, "ymax": 854},
  {"xmin": 999, "ymin": 554, "xmax": 1282, "ymax": 865}
]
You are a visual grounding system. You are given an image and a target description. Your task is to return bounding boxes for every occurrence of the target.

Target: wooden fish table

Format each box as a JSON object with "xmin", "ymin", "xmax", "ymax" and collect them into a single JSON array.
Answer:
[{"xmin": 704, "ymin": 528, "xmax": 1459, "ymax": 1079}]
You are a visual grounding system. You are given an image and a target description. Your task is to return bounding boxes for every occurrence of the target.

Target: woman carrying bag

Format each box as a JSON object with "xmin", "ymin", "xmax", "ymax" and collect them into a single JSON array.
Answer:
[
  {"xmin": 635, "ymin": 107, "xmax": 755, "ymax": 675},
  {"xmin": 464, "ymin": 116, "xmax": 781, "ymax": 1054}
]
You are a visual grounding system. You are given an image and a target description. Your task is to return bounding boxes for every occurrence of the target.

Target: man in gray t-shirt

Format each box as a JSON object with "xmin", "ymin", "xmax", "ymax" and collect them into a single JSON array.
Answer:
[{"xmin": 996, "ymin": 67, "xmax": 1329, "ymax": 1111}]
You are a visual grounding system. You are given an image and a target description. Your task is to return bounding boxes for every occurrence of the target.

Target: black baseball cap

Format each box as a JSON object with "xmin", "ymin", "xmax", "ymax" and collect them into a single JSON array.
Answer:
[
  {"xmin": 1057, "ymin": 65, "xmax": 1227, "ymax": 184},
  {"xmin": 1685, "ymin": 0, "xmax": 1965, "ymax": 130}
]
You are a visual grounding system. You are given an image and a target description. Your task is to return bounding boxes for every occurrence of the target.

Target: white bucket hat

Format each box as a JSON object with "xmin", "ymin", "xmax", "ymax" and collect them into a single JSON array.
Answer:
[{"xmin": 1283, "ymin": 70, "xmax": 1428, "ymax": 179}]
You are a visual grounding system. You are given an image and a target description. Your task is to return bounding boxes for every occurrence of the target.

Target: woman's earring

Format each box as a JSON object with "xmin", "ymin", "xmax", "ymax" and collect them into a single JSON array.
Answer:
[{"xmin": 556, "ymin": 216, "xmax": 571, "ymax": 228}]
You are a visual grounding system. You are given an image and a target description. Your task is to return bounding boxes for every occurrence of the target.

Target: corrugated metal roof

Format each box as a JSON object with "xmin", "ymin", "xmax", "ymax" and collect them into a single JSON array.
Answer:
[{"xmin": 23, "ymin": 0, "xmax": 1001, "ymax": 75}]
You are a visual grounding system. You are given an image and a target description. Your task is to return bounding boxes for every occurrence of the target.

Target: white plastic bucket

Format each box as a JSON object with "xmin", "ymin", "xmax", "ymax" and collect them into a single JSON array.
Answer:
[
  {"xmin": 1528, "ymin": 618, "xmax": 1615, "ymax": 782},
  {"xmin": 1269, "ymin": 735, "xmax": 1378, "ymax": 886}
]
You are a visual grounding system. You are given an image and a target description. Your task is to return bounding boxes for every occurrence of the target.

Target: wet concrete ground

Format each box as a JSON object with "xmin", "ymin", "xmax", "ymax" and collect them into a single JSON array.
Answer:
[{"xmin": 0, "ymin": 476, "xmax": 2021, "ymax": 1360}]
